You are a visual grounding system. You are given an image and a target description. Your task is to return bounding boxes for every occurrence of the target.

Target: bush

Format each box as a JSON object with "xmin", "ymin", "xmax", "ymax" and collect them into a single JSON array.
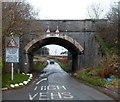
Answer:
[{"xmin": 97, "ymin": 54, "xmax": 119, "ymax": 78}]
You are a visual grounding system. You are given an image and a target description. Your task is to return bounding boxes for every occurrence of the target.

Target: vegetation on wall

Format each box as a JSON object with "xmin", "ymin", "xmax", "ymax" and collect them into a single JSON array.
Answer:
[{"xmin": 95, "ymin": 34, "xmax": 109, "ymax": 57}]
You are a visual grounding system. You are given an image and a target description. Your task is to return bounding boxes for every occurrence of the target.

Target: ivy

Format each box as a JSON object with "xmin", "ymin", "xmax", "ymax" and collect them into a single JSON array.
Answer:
[{"xmin": 95, "ymin": 34, "xmax": 109, "ymax": 57}]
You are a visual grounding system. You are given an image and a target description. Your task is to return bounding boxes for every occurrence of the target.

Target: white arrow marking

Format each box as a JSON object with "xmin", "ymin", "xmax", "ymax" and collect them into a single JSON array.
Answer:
[
  {"xmin": 34, "ymin": 86, "xmax": 38, "ymax": 91},
  {"xmin": 29, "ymin": 93, "xmax": 38, "ymax": 100},
  {"xmin": 36, "ymin": 78, "xmax": 47, "ymax": 85}
]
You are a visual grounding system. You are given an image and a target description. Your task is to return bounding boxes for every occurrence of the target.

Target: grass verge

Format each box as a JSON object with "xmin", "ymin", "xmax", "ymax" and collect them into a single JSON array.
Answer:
[
  {"xmin": 74, "ymin": 69, "xmax": 107, "ymax": 86},
  {"xmin": 33, "ymin": 60, "xmax": 47, "ymax": 71},
  {"xmin": 74, "ymin": 67, "xmax": 120, "ymax": 88},
  {"xmin": 55, "ymin": 59, "xmax": 72, "ymax": 72},
  {"xmin": 2, "ymin": 73, "xmax": 29, "ymax": 88}
]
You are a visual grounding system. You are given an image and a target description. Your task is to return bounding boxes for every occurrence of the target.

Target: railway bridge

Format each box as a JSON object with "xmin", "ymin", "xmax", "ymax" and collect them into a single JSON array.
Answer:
[{"xmin": 5, "ymin": 20, "xmax": 107, "ymax": 73}]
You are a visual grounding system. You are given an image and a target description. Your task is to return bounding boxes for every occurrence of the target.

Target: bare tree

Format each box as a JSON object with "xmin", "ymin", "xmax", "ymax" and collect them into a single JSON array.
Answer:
[
  {"xmin": 87, "ymin": 3, "xmax": 104, "ymax": 19},
  {"xmin": 2, "ymin": 1, "xmax": 38, "ymax": 37},
  {"xmin": 2, "ymin": 1, "xmax": 38, "ymax": 73},
  {"xmin": 105, "ymin": 1, "xmax": 120, "ymax": 49}
]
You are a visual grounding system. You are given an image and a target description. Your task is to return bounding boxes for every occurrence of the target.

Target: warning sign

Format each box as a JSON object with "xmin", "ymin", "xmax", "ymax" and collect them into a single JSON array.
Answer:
[
  {"xmin": 6, "ymin": 37, "xmax": 19, "ymax": 63},
  {"xmin": 7, "ymin": 38, "xmax": 18, "ymax": 47},
  {"xmin": 6, "ymin": 37, "xmax": 19, "ymax": 48}
]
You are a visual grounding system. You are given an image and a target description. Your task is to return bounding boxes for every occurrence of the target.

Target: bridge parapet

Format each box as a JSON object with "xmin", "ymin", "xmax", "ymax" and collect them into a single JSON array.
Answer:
[{"xmin": 23, "ymin": 19, "xmax": 107, "ymax": 33}]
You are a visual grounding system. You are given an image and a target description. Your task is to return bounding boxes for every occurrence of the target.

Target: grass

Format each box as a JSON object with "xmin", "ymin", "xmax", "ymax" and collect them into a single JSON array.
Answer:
[
  {"xmin": 33, "ymin": 57, "xmax": 39, "ymax": 61},
  {"xmin": 2, "ymin": 72, "xmax": 29, "ymax": 88},
  {"xmin": 33, "ymin": 60, "xmax": 47, "ymax": 71},
  {"xmin": 55, "ymin": 59, "xmax": 72, "ymax": 72},
  {"xmin": 74, "ymin": 71, "xmax": 107, "ymax": 86},
  {"xmin": 74, "ymin": 66, "xmax": 120, "ymax": 88}
]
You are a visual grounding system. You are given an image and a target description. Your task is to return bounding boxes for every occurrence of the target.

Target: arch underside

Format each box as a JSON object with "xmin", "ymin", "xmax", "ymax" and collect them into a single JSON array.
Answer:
[
  {"xmin": 24, "ymin": 35, "xmax": 84, "ymax": 55},
  {"xmin": 23, "ymin": 35, "xmax": 84, "ymax": 72},
  {"xmin": 28, "ymin": 37, "xmax": 81, "ymax": 55}
]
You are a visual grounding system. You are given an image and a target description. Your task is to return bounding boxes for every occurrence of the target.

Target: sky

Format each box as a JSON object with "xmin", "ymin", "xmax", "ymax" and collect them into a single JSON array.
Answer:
[
  {"xmin": 27, "ymin": 0, "xmax": 118, "ymax": 20},
  {"xmin": 26, "ymin": 0, "xmax": 118, "ymax": 55}
]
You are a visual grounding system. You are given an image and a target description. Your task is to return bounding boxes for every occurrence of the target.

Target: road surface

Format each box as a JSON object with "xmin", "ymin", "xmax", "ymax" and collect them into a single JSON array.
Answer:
[{"xmin": 2, "ymin": 60, "xmax": 114, "ymax": 101}]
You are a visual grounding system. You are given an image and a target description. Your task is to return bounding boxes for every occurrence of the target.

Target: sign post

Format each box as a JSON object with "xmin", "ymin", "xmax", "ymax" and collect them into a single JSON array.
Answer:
[
  {"xmin": 11, "ymin": 63, "xmax": 14, "ymax": 81},
  {"xmin": 5, "ymin": 35, "xmax": 19, "ymax": 81}
]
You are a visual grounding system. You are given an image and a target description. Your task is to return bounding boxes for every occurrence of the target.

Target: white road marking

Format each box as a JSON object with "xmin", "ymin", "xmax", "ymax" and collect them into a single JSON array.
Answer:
[
  {"xmin": 41, "ymin": 86, "xmax": 44, "ymax": 90},
  {"xmin": 36, "ymin": 78, "xmax": 47, "ymax": 85},
  {"xmin": 41, "ymin": 86, "xmax": 47, "ymax": 90},
  {"xmin": 44, "ymin": 86, "xmax": 47, "ymax": 90},
  {"xmin": 34, "ymin": 86, "xmax": 38, "ymax": 91},
  {"xmin": 29, "ymin": 92, "xmax": 74, "ymax": 100},
  {"xmin": 47, "ymin": 85, "xmax": 56, "ymax": 90},
  {"xmin": 40, "ymin": 85, "xmax": 67, "ymax": 91},
  {"xmin": 39, "ymin": 92, "xmax": 49, "ymax": 100},
  {"xmin": 29, "ymin": 93, "xmax": 38, "ymax": 100},
  {"xmin": 61, "ymin": 92, "xmax": 74, "ymax": 99},
  {"xmin": 51, "ymin": 92, "xmax": 62, "ymax": 99},
  {"xmin": 56, "ymin": 85, "xmax": 66, "ymax": 90}
]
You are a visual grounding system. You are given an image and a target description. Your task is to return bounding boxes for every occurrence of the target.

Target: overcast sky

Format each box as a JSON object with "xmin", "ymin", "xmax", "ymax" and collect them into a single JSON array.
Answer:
[
  {"xmin": 26, "ymin": 0, "xmax": 118, "ymax": 55},
  {"xmin": 27, "ymin": 0, "xmax": 118, "ymax": 19}
]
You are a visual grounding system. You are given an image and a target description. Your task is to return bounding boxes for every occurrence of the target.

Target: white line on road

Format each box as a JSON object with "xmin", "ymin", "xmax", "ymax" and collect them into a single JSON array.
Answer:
[
  {"xmin": 36, "ymin": 78, "xmax": 47, "ymax": 85},
  {"xmin": 29, "ymin": 92, "xmax": 38, "ymax": 100},
  {"xmin": 34, "ymin": 86, "xmax": 38, "ymax": 91}
]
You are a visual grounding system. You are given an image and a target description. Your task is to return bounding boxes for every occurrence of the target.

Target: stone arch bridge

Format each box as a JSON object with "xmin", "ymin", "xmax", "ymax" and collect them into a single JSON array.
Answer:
[{"xmin": 10, "ymin": 20, "xmax": 107, "ymax": 73}]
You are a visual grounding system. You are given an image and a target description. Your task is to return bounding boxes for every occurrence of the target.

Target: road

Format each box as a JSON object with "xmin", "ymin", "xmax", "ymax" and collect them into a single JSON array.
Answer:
[{"xmin": 2, "ymin": 60, "xmax": 114, "ymax": 101}]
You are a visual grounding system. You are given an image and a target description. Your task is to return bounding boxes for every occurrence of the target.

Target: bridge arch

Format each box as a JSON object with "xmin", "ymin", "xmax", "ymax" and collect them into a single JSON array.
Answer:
[{"xmin": 23, "ymin": 34, "xmax": 84, "ymax": 73}]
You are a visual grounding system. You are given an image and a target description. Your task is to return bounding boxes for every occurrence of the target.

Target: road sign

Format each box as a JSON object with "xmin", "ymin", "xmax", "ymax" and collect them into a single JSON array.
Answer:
[
  {"xmin": 6, "ymin": 47, "xmax": 19, "ymax": 62},
  {"xmin": 5, "ymin": 37, "xmax": 19, "ymax": 63},
  {"xmin": 7, "ymin": 38, "xmax": 18, "ymax": 47},
  {"xmin": 6, "ymin": 37, "xmax": 19, "ymax": 47}
]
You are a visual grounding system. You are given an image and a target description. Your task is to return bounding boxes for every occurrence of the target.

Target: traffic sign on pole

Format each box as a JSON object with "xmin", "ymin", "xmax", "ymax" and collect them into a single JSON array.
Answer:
[
  {"xmin": 5, "ymin": 37, "xmax": 19, "ymax": 63},
  {"xmin": 5, "ymin": 36, "xmax": 19, "ymax": 81}
]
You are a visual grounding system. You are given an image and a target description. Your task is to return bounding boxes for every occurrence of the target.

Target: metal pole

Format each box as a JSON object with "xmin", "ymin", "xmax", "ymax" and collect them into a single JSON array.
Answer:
[{"xmin": 11, "ymin": 63, "xmax": 14, "ymax": 80}]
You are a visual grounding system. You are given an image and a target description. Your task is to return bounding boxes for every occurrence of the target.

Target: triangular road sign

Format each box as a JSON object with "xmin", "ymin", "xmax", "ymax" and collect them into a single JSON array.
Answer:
[
  {"xmin": 46, "ymin": 28, "xmax": 51, "ymax": 33},
  {"xmin": 46, "ymin": 26, "xmax": 51, "ymax": 33},
  {"xmin": 7, "ymin": 37, "xmax": 18, "ymax": 47},
  {"xmin": 55, "ymin": 26, "xmax": 60, "ymax": 33}
]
